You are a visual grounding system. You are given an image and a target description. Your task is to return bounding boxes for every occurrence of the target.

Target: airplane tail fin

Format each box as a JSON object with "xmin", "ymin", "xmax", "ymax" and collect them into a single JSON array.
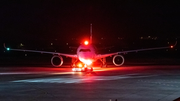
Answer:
[{"xmin": 90, "ymin": 23, "xmax": 92, "ymax": 44}]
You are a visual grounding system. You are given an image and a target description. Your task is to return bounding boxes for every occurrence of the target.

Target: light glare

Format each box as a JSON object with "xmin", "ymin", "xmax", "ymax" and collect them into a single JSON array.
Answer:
[
  {"xmin": 77, "ymin": 63, "xmax": 83, "ymax": 68},
  {"xmin": 84, "ymin": 60, "xmax": 92, "ymax": 65},
  {"xmin": 84, "ymin": 41, "xmax": 89, "ymax": 45}
]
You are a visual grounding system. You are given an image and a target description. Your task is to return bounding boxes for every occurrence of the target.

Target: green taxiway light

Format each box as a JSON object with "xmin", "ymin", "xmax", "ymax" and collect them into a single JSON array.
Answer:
[{"xmin": 7, "ymin": 48, "xmax": 10, "ymax": 51}]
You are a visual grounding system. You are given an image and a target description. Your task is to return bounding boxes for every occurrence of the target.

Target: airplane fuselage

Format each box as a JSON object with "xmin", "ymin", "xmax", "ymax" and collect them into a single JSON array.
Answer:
[{"xmin": 77, "ymin": 44, "xmax": 97, "ymax": 66}]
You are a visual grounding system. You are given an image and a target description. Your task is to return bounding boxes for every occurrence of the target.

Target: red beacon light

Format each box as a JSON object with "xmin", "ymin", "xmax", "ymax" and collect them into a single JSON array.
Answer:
[
  {"xmin": 84, "ymin": 40, "xmax": 89, "ymax": 45},
  {"xmin": 170, "ymin": 45, "xmax": 174, "ymax": 48}
]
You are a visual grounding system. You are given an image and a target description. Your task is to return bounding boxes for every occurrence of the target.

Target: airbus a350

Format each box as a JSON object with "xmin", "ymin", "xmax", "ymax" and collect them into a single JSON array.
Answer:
[{"xmin": 4, "ymin": 24, "xmax": 176, "ymax": 72}]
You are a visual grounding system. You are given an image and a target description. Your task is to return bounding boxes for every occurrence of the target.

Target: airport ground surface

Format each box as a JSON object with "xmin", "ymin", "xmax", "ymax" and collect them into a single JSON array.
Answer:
[{"xmin": 0, "ymin": 65, "xmax": 180, "ymax": 101}]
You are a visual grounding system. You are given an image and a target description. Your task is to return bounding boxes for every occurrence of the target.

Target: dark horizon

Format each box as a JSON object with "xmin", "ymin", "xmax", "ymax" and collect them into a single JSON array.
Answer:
[
  {"xmin": 0, "ymin": 0, "xmax": 179, "ymax": 58},
  {"xmin": 0, "ymin": 1, "xmax": 180, "ymax": 41}
]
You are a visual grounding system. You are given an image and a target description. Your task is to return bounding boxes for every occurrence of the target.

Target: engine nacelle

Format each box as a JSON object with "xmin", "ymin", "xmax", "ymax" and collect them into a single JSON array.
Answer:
[
  {"xmin": 51, "ymin": 55, "xmax": 63, "ymax": 67},
  {"xmin": 113, "ymin": 55, "xmax": 125, "ymax": 66}
]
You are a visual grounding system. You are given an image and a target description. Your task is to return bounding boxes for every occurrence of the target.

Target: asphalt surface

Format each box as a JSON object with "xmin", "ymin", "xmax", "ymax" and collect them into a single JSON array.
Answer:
[{"xmin": 0, "ymin": 65, "xmax": 180, "ymax": 101}]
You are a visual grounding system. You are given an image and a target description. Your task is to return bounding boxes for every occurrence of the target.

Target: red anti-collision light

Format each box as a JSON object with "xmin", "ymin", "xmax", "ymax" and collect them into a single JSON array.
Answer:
[{"xmin": 84, "ymin": 41, "xmax": 89, "ymax": 45}]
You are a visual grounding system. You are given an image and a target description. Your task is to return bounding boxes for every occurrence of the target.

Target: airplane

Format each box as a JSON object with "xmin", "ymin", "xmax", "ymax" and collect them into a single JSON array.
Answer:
[{"xmin": 4, "ymin": 24, "xmax": 176, "ymax": 72}]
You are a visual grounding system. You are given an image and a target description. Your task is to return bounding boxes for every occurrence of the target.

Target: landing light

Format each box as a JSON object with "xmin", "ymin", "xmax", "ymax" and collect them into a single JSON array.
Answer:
[
  {"xmin": 84, "ymin": 60, "xmax": 92, "ymax": 65},
  {"xmin": 77, "ymin": 63, "xmax": 83, "ymax": 68},
  {"xmin": 170, "ymin": 45, "xmax": 173, "ymax": 48},
  {"xmin": 79, "ymin": 58, "xmax": 93, "ymax": 66},
  {"xmin": 72, "ymin": 68, "xmax": 82, "ymax": 72}
]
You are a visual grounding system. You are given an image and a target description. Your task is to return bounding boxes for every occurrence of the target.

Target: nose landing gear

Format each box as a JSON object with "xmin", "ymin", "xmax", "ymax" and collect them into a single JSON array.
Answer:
[
  {"xmin": 82, "ymin": 67, "xmax": 93, "ymax": 72},
  {"xmin": 72, "ymin": 67, "xmax": 93, "ymax": 72}
]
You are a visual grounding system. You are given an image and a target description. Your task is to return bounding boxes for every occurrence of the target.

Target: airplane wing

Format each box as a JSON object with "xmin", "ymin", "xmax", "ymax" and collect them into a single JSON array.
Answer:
[
  {"xmin": 4, "ymin": 43, "xmax": 77, "ymax": 58},
  {"xmin": 97, "ymin": 42, "xmax": 176, "ymax": 59}
]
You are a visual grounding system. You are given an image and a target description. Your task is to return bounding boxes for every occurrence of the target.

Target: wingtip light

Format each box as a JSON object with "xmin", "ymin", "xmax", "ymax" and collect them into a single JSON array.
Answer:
[
  {"xmin": 7, "ymin": 48, "xmax": 10, "ymax": 51},
  {"xmin": 170, "ymin": 45, "xmax": 174, "ymax": 48}
]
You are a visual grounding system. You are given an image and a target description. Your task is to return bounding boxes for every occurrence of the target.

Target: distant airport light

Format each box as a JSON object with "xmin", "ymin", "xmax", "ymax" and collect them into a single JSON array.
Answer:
[{"xmin": 84, "ymin": 41, "xmax": 89, "ymax": 45}]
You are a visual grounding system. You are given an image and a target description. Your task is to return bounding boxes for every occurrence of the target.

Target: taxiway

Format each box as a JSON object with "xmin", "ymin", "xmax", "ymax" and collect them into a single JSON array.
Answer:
[{"xmin": 0, "ymin": 65, "xmax": 180, "ymax": 101}]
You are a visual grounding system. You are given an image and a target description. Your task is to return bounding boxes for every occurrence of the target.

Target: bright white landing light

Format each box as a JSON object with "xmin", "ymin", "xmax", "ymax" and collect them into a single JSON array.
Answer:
[
  {"xmin": 85, "ymin": 60, "xmax": 92, "ymax": 65},
  {"xmin": 72, "ymin": 68, "xmax": 82, "ymax": 72}
]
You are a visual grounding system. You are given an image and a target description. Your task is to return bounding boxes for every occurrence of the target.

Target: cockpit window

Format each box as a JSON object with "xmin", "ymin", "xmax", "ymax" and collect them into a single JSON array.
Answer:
[{"xmin": 79, "ymin": 49, "xmax": 91, "ymax": 52}]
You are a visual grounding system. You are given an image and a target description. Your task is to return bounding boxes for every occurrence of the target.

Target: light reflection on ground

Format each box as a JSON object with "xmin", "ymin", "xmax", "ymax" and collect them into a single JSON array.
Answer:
[{"xmin": 12, "ymin": 74, "xmax": 155, "ymax": 83}]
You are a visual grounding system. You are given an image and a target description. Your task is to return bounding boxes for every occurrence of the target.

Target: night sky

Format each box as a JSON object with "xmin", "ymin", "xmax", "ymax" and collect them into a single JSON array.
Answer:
[{"xmin": 0, "ymin": 0, "xmax": 180, "ymax": 42}]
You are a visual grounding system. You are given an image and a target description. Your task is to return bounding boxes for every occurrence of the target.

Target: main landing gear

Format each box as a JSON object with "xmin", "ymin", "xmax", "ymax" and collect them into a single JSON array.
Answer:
[{"xmin": 100, "ymin": 58, "xmax": 107, "ymax": 68}]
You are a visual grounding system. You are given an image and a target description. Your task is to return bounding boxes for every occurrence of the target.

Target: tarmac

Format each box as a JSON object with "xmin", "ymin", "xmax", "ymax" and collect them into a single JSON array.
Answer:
[{"xmin": 0, "ymin": 65, "xmax": 180, "ymax": 101}]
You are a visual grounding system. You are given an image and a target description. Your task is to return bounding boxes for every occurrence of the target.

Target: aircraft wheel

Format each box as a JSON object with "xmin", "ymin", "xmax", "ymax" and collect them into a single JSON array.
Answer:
[
  {"xmin": 91, "ymin": 67, "xmax": 93, "ymax": 72},
  {"xmin": 84, "ymin": 67, "xmax": 93, "ymax": 72},
  {"xmin": 101, "ymin": 64, "xmax": 107, "ymax": 68}
]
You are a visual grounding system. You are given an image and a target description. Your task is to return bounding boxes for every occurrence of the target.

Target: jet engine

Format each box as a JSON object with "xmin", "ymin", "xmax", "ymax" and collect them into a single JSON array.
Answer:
[
  {"xmin": 51, "ymin": 55, "xmax": 63, "ymax": 67},
  {"xmin": 113, "ymin": 55, "xmax": 125, "ymax": 66}
]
